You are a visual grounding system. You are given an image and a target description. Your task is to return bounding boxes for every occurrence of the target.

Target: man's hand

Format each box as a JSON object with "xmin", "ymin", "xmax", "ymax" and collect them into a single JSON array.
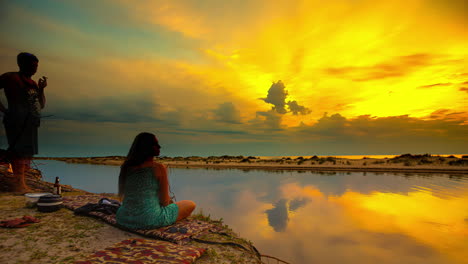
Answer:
[{"xmin": 38, "ymin": 76, "xmax": 47, "ymax": 90}]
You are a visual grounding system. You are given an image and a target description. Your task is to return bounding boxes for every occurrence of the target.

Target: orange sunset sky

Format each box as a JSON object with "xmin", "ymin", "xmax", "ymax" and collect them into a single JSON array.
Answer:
[{"xmin": 0, "ymin": 0, "xmax": 467, "ymax": 156}]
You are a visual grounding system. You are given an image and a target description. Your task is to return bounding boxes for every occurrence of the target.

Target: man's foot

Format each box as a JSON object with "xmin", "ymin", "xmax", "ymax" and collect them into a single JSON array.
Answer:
[{"xmin": 11, "ymin": 184, "xmax": 33, "ymax": 194}]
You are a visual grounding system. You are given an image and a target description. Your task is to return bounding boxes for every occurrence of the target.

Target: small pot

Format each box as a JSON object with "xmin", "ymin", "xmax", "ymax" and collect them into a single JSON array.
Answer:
[{"xmin": 24, "ymin": 193, "xmax": 53, "ymax": 208}]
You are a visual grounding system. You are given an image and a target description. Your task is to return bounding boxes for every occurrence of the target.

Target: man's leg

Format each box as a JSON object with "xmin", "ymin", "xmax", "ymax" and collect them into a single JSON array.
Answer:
[{"xmin": 10, "ymin": 157, "xmax": 32, "ymax": 193}]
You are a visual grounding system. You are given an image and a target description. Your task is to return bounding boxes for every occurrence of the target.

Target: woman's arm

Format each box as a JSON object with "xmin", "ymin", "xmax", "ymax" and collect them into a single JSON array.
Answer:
[{"xmin": 154, "ymin": 163, "xmax": 171, "ymax": 206}]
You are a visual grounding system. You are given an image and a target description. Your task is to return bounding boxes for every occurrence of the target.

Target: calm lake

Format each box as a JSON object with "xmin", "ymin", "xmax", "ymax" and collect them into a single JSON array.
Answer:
[{"xmin": 35, "ymin": 160, "xmax": 468, "ymax": 264}]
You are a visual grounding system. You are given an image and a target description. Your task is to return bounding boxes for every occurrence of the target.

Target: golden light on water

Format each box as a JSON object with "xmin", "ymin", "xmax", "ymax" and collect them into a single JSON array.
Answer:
[
  {"xmin": 332, "ymin": 190, "xmax": 468, "ymax": 263},
  {"xmin": 225, "ymin": 180, "xmax": 468, "ymax": 263}
]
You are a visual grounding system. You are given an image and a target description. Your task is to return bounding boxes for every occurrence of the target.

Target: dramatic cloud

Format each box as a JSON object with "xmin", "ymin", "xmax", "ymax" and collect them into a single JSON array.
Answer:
[
  {"xmin": 1, "ymin": 0, "xmax": 466, "ymax": 156},
  {"xmin": 45, "ymin": 95, "xmax": 160, "ymax": 123},
  {"xmin": 299, "ymin": 111, "xmax": 467, "ymax": 138},
  {"xmin": 418, "ymin": 83, "xmax": 452, "ymax": 89},
  {"xmin": 325, "ymin": 54, "xmax": 434, "ymax": 82},
  {"xmin": 261, "ymin": 81, "xmax": 310, "ymax": 115},
  {"xmin": 428, "ymin": 109, "xmax": 467, "ymax": 122},
  {"xmin": 287, "ymin": 100, "xmax": 311, "ymax": 115},
  {"xmin": 251, "ymin": 110, "xmax": 284, "ymax": 131},
  {"xmin": 261, "ymin": 81, "xmax": 289, "ymax": 114},
  {"xmin": 212, "ymin": 102, "xmax": 241, "ymax": 124}
]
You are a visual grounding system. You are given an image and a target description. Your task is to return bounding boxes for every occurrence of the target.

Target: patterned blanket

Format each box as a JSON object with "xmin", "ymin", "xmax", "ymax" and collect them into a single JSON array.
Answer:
[
  {"xmin": 75, "ymin": 238, "xmax": 206, "ymax": 264},
  {"xmin": 62, "ymin": 195, "xmax": 215, "ymax": 245}
]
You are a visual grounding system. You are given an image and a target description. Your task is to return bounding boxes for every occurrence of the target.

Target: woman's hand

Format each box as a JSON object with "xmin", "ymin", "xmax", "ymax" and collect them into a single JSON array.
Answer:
[{"xmin": 38, "ymin": 76, "xmax": 47, "ymax": 90}]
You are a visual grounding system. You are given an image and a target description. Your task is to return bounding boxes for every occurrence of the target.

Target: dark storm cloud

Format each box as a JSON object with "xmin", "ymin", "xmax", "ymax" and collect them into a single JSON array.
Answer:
[
  {"xmin": 302, "ymin": 113, "xmax": 348, "ymax": 136},
  {"xmin": 428, "ymin": 109, "xmax": 467, "ymax": 122},
  {"xmin": 287, "ymin": 100, "xmax": 311, "ymax": 115},
  {"xmin": 260, "ymin": 81, "xmax": 310, "ymax": 115},
  {"xmin": 325, "ymin": 53, "xmax": 434, "ymax": 81},
  {"xmin": 296, "ymin": 110, "xmax": 467, "ymax": 140},
  {"xmin": 275, "ymin": 111, "xmax": 467, "ymax": 155},
  {"xmin": 252, "ymin": 109, "xmax": 284, "ymax": 131},
  {"xmin": 261, "ymin": 81, "xmax": 289, "ymax": 114},
  {"xmin": 176, "ymin": 128, "xmax": 248, "ymax": 135},
  {"xmin": 46, "ymin": 95, "xmax": 160, "ymax": 123},
  {"xmin": 212, "ymin": 102, "xmax": 242, "ymax": 124}
]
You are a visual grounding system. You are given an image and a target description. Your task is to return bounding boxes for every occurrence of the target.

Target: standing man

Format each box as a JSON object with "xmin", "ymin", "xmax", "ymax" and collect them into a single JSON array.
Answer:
[{"xmin": 0, "ymin": 52, "xmax": 47, "ymax": 193}]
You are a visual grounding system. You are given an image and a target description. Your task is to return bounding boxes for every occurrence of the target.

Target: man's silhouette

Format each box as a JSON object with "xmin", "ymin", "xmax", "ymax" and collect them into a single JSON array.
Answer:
[{"xmin": 0, "ymin": 52, "xmax": 47, "ymax": 193}]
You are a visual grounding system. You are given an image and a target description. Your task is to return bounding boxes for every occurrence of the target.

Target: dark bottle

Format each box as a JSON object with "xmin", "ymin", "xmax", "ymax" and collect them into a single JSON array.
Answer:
[{"xmin": 54, "ymin": 177, "xmax": 62, "ymax": 195}]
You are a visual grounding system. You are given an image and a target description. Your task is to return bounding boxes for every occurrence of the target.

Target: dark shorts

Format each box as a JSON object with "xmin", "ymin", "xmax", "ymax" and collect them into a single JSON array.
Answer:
[{"xmin": 3, "ymin": 112, "xmax": 38, "ymax": 158}]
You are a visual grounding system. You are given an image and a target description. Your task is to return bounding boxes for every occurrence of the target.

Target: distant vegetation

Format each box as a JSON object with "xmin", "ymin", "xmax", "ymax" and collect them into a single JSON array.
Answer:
[{"xmin": 36, "ymin": 153, "xmax": 467, "ymax": 168}]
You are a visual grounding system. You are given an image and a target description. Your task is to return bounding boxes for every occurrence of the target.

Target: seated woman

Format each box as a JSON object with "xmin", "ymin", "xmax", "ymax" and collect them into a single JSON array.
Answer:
[{"xmin": 116, "ymin": 132, "xmax": 196, "ymax": 229}]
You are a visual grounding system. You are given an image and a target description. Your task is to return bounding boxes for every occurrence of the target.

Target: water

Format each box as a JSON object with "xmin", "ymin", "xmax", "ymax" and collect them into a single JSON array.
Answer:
[{"xmin": 35, "ymin": 160, "xmax": 468, "ymax": 264}]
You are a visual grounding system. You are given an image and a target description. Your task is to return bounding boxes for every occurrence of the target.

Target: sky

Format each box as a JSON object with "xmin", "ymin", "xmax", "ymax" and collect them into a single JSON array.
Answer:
[{"xmin": 0, "ymin": 0, "xmax": 467, "ymax": 157}]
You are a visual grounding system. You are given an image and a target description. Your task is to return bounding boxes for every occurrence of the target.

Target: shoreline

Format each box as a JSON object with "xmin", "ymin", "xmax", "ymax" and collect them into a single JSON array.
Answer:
[
  {"xmin": 164, "ymin": 163, "xmax": 468, "ymax": 174},
  {"xmin": 35, "ymin": 155, "xmax": 468, "ymax": 175}
]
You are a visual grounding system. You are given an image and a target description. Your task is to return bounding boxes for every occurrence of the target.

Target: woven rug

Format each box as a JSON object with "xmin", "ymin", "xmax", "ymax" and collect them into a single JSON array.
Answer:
[
  {"xmin": 62, "ymin": 195, "xmax": 216, "ymax": 245},
  {"xmin": 75, "ymin": 238, "xmax": 206, "ymax": 264}
]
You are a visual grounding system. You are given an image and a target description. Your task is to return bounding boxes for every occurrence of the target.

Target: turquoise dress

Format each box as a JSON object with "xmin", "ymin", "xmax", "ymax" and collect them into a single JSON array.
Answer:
[{"xmin": 116, "ymin": 167, "xmax": 179, "ymax": 229}]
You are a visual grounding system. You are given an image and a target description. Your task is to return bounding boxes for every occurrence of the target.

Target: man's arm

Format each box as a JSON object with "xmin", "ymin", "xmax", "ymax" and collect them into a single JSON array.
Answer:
[
  {"xmin": 0, "ymin": 102, "xmax": 6, "ymax": 113},
  {"xmin": 38, "ymin": 88, "xmax": 46, "ymax": 109},
  {"xmin": 37, "ymin": 76, "xmax": 47, "ymax": 109}
]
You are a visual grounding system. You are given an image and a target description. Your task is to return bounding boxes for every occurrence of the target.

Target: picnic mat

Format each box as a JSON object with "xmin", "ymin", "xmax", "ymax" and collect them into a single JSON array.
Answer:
[
  {"xmin": 62, "ymin": 195, "xmax": 216, "ymax": 245},
  {"xmin": 75, "ymin": 238, "xmax": 206, "ymax": 264}
]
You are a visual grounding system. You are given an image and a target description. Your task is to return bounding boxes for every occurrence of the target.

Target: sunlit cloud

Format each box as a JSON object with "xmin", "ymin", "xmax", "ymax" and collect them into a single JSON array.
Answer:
[
  {"xmin": 418, "ymin": 83, "xmax": 453, "ymax": 89},
  {"xmin": 0, "ymin": 0, "xmax": 466, "ymax": 156},
  {"xmin": 325, "ymin": 53, "xmax": 435, "ymax": 82}
]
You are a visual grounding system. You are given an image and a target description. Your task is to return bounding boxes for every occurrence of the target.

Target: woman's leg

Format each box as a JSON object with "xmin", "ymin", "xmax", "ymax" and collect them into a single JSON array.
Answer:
[{"xmin": 175, "ymin": 200, "xmax": 196, "ymax": 221}]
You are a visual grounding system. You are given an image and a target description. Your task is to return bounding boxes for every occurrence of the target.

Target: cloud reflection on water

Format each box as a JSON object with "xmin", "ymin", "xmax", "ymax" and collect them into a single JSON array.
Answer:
[{"xmin": 206, "ymin": 178, "xmax": 468, "ymax": 264}]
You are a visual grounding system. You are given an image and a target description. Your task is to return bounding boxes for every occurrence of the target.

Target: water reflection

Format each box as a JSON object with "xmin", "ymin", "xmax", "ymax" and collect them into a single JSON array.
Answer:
[
  {"xmin": 37, "ymin": 160, "xmax": 468, "ymax": 264},
  {"xmin": 169, "ymin": 169, "xmax": 468, "ymax": 264},
  {"xmin": 265, "ymin": 199, "xmax": 289, "ymax": 232}
]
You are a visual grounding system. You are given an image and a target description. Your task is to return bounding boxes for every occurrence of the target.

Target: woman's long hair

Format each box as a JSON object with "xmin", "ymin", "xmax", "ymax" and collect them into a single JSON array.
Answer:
[{"xmin": 118, "ymin": 132, "xmax": 157, "ymax": 199}]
